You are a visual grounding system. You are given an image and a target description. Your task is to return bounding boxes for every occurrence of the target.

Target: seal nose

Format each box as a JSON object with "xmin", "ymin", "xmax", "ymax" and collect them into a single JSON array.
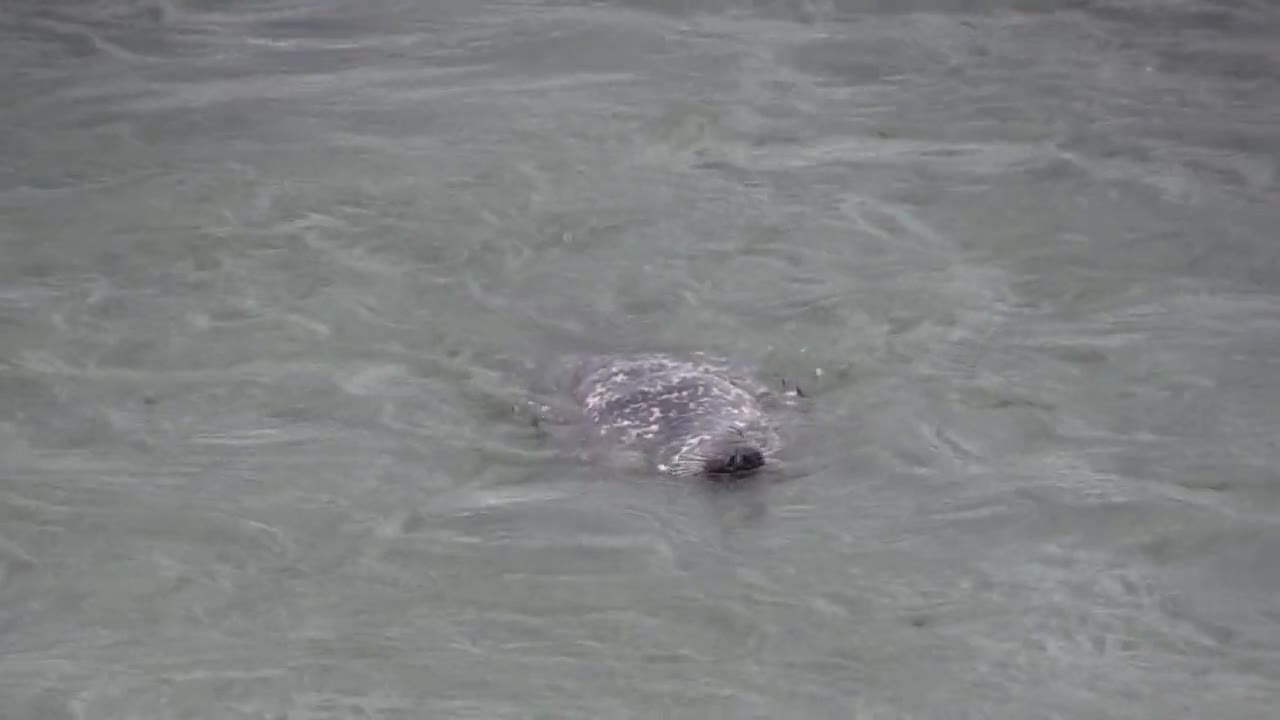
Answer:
[{"xmin": 709, "ymin": 445, "xmax": 765, "ymax": 475}]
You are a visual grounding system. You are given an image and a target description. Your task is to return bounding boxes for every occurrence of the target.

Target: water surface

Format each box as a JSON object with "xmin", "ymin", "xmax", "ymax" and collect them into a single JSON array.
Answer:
[{"xmin": 2, "ymin": 1, "xmax": 1279, "ymax": 718}]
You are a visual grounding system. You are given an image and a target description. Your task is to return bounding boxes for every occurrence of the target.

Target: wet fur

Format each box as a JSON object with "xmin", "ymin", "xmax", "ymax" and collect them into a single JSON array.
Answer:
[{"xmin": 570, "ymin": 353, "xmax": 785, "ymax": 477}]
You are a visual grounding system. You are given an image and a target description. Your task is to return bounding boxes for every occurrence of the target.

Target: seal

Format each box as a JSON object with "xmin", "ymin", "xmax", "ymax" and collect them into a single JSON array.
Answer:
[{"xmin": 567, "ymin": 353, "xmax": 787, "ymax": 477}]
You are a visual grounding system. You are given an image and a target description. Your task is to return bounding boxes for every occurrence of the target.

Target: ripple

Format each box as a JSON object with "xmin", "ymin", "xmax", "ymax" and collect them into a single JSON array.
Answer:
[{"xmin": 2, "ymin": 1, "xmax": 1279, "ymax": 718}]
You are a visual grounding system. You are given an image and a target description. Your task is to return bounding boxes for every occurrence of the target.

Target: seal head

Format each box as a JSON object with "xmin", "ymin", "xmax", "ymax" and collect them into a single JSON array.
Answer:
[{"xmin": 571, "ymin": 354, "xmax": 783, "ymax": 477}]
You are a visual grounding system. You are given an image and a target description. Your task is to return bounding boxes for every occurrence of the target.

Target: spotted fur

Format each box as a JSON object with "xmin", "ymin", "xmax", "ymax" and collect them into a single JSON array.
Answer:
[{"xmin": 570, "ymin": 353, "xmax": 783, "ymax": 476}]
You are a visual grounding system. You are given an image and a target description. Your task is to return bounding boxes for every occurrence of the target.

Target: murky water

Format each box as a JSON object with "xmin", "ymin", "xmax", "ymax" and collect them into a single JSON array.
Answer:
[{"xmin": 2, "ymin": 1, "xmax": 1279, "ymax": 718}]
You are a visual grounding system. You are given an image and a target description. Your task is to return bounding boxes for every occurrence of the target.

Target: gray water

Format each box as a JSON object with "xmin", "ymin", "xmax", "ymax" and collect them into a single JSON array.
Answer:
[{"xmin": 3, "ymin": 0, "xmax": 1279, "ymax": 717}]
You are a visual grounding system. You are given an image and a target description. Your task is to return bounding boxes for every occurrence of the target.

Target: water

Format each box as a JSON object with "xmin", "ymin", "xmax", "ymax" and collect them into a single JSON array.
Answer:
[{"xmin": 2, "ymin": 0, "xmax": 1279, "ymax": 717}]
